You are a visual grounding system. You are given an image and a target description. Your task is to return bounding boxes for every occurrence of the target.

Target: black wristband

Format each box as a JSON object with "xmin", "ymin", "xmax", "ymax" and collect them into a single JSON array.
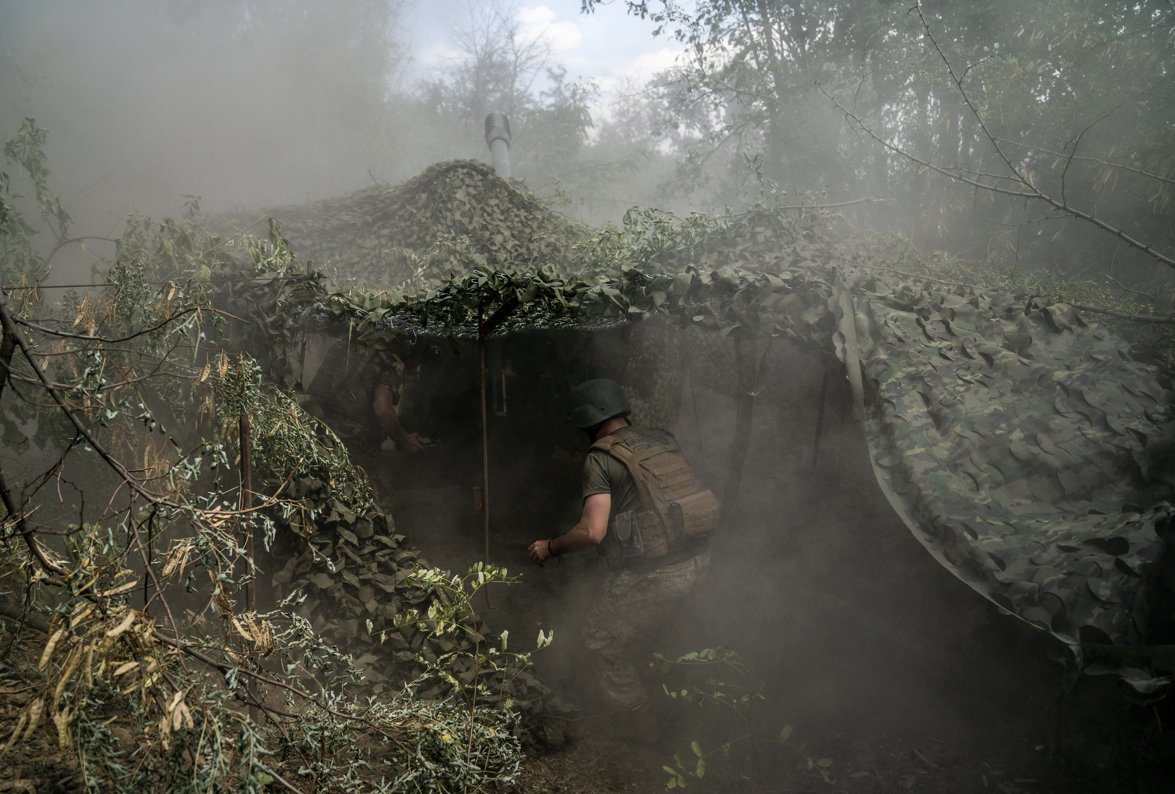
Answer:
[{"xmin": 548, "ymin": 536, "xmax": 561, "ymax": 557}]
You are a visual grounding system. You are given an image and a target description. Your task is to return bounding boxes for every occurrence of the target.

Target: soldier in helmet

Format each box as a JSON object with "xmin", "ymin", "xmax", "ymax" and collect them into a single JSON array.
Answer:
[
  {"xmin": 528, "ymin": 378, "xmax": 719, "ymax": 742},
  {"xmin": 308, "ymin": 334, "xmax": 424, "ymax": 455}
]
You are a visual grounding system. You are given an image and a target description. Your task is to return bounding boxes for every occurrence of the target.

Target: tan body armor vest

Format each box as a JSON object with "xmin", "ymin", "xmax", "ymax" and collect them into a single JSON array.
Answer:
[{"xmin": 591, "ymin": 425, "xmax": 720, "ymax": 565}]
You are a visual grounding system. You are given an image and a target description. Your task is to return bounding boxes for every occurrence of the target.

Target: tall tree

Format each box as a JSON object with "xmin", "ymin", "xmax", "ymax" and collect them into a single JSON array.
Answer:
[
  {"xmin": 828, "ymin": 0, "xmax": 1175, "ymax": 279},
  {"xmin": 586, "ymin": 0, "xmax": 1175, "ymax": 292},
  {"xmin": 582, "ymin": 0, "xmax": 905, "ymax": 190},
  {"xmin": 426, "ymin": 1, "xmax": 553, "ymax": 125},
  {"xmin": 413, "ymin": 1, "xmax": 596, "ymax": 192}
]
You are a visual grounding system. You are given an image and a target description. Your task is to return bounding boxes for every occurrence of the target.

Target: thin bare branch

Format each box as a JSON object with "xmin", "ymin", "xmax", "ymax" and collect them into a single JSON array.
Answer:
[
  {"xmin": 818, "ymin": 82, "xmax": 1175, "ymax": 270},
  {"xmin": 996, "ymin": 138, "xmax": 1175, "ymax": 187},
  {"xmin": 1107, "ymin": 275, "xmax": 1161, "ymax": 304},
  {"xmin": 904, "ymin": 1, "xmax": 1175, "ymax": 270},
  {"xmin": 0, "ymin": 296, "xmax": 182, "ymax": 509},
  {"xmin": 15, "ymin": 306, "xmax": 204, "ymax": 343},
  {"xmin": 835, "ymin": 255, "xmax": 1175, "ymax": 324}
]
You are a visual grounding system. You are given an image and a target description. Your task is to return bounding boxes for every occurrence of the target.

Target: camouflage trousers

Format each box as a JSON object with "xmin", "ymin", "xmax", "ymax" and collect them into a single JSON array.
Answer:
[{"xmin": 583, "ymin": 550, "xmax": 710, "ymax": 712}]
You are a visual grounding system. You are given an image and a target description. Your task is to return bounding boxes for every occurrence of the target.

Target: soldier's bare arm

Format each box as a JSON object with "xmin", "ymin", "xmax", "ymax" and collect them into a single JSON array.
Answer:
[
  {"xmin": 372, "ymin": 385, "xmax": 423, "ymax": 453},
  {"xmin": 528, "ymin": 493, "xmax": 610, "ymax": 566}
]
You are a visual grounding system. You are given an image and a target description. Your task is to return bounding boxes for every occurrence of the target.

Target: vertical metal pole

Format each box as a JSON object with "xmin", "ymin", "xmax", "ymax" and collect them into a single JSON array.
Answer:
[
  {"xmin": 688, "ymin": 362, "xmax": 705, "ymax": 459},
  {"xmin": 478, "ymin": 301, "xmax": 492, "ymax": 608},
  {"xmin": 724, "ymin": 335, "xmax": 770, "ymax": 527},
  {"xmin": 239, "ymin": 414, "xmax": 259, "ymax": 723},
  {"xmin": 724, "ymin": 391, "xmax": 755, "ymax": 528}
]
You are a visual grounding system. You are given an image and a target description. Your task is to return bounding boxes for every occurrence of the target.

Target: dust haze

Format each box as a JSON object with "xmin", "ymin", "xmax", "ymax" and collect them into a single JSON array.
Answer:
[
  {"xmin": 343, "ymin": 319, "xmax": 1068, "ymax": 782},
  {"xmin": 2, "ymin": 0, "xmax": 1171, "ymax": 788}
]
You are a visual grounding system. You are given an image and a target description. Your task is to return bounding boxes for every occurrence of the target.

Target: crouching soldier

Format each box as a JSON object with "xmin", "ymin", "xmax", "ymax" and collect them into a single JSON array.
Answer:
[
  {"xmin": 308, "ymin": 334, "xmax": 424, "ymax": 455},
  {"xmin": 527, "ymin": 378, "xmax": 719, "ymax": 743}
]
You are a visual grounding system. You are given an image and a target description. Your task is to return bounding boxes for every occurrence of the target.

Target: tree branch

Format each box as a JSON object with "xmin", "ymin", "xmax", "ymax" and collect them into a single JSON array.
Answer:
[
  {"xmin": 0, "ymin": 296, "xmax": 181, "ymax": 509},
  {"xmin": 906, "ymin": 1, "xmax": 1175, "ymax": 269},
  {"xmin": 14, "ymin": 306, "xmax": 205, "ymax": 344},
  {"xmin": 834, "ymin": 255, "xmax": 1175, "ymax": 324},
  {"xmin": 818, "ymin": 81, "xmax": 1175, "ymax": 270},
  {"xmin": 1070, "ymin": 304, "xmax": 1175, "ymax": 324},
  {"xmin": 995, "ymin": 138, "xmax": 1175, "ymax": 187}
]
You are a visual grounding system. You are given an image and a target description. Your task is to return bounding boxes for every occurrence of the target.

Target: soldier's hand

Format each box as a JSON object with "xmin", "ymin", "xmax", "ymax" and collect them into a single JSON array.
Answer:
[
  {"xmin": 527, "ymin": 539, "xmax": 553, "ymax": 567},
  {"xmin": 401, "ymin": 433, "xmax": 424, "ymax": 454}
]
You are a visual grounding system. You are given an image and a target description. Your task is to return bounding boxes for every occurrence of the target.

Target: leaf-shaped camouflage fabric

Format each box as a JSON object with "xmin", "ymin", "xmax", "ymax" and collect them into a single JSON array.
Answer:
[
  {"xmin": 855, "ymin": 278, "xmax": 1175, "ymax": 675},
  {"xmin": 200, "ymin": 159, "xmax": 1172, "ymax": 705},
  {"xmin": 250, "ymin": 160, "xmax": 590, "ymax": 296}
]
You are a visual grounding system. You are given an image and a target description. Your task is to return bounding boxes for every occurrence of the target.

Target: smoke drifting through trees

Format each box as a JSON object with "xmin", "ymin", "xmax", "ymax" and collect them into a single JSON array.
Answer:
[
  {"xmin": 3, "ymin": 0, "xmax": 1172, "ymax": 295},
  {"xmin": 1, "ymin": 1, "xmax": 1174, "ymax": 789}
]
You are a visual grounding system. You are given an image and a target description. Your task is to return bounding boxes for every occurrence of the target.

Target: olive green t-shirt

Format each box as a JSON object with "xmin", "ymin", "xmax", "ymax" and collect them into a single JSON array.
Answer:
[{"xmin": 582, "ymin": 448, "xmax": 643, "ymax": 518}]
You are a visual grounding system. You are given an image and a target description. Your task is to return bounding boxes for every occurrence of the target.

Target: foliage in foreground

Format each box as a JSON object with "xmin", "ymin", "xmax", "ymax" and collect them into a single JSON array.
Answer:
[
  {"xmin": 656, "ymin": 647, "xmax": 832, "ymax": 789},
  {"xmin": 0, "ymin": 119, "xmax": 546, "ymax": 792},
  {"xmin": 0, "ymin": 564, "xmax": 530, "ymax": 794}
]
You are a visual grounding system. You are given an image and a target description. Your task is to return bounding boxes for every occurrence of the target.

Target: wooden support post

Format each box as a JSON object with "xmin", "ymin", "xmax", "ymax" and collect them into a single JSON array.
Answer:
[
  {"xmin": 241, "ymin": 415, "xmax": 255, "ymax": 614},
  {"xmin": 239, "ymin": 415, "xmax": 259, "ymax": 724},
  {"xmin": 723, "ymin": 335, "xmax": 772, "ymax": 527}
]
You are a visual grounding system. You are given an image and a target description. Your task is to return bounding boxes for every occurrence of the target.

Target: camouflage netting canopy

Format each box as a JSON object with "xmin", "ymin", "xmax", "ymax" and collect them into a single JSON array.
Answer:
[
  {"xmin": 253, "ymin": 160, "xmax": 591, "ymax": 296},
  {"xmin": 213, "ymin": 158, "xmax": 1173, "ymax": 708},
  {"xmin": 849, "ymin": 278, "xmax": 1175, "ymax": 697}
]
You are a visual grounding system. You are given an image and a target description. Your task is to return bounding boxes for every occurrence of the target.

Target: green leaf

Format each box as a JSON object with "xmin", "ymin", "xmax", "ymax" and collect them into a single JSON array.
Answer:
[
  {"xmin": 696, "ymin": 757, "xmax": 705, "ymax": 778},
  {"xmin": 692, "ymin": 741, "xmax": 703, "ymax": 757},
  {"xmin": 778, "ymin": 725, "xmax": 793, "ymax": 743},
  {"xmin": 817, "ymin": 758, "xmax": 832, "ymax": 767}
]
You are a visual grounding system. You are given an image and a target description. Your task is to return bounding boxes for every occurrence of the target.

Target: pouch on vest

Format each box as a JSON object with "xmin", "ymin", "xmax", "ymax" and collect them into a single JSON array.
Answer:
[
  {"xmin": 669, "ymin": 490, "xmax": 721, "ymax": 539},
  {"xmin": 601, "ymin": 510, "xmax": 645, "ymax": 565},
  {"xmin": 593, "ymin": 426, "xmax": 720, "ymax": 562}
]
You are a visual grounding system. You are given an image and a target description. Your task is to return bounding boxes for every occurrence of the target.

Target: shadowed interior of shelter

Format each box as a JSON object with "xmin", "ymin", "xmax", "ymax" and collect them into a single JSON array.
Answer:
[{"xmin": 302, "ymin": 320, "xmax": 1148, "ymax": 784}]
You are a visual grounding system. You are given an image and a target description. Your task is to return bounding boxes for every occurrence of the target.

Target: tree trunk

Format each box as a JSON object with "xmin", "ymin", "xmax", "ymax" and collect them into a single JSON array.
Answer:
[
  {"xmin": 0, "ymin": 313, "xmax": 15, "ymax": 406},
  {"xmin": 756, "ymin": 0, "xmax": 790, "ymax": 185},
  {"xmin": 723, "ymin": 390, "xmax": 755, "ymax": 528}
]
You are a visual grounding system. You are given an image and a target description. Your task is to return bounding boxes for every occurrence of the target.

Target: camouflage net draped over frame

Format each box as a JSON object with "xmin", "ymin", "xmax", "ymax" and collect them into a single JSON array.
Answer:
[
  {"xmin": 252, "ymin": 160, "xmax": 589, "ymax": 295},
  {"xmin": 851, "ymin": 277, "xmax": 1175, "ymax": 689},
  {"xmin": 211, "ymin": 158, "xmax": 1174, "ymax": 701}
]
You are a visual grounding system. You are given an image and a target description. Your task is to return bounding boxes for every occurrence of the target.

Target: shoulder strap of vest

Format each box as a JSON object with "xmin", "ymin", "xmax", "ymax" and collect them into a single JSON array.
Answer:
[
  {"xmin": 591, "ymin": 427, "xmax": 679, "ymax": 514},
  {"xmin": 590, "ymin": 436, "xmax": 651, "ymax": 512}
]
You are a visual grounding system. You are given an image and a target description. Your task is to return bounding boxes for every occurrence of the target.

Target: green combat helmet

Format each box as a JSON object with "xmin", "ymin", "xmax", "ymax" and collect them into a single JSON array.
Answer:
[{"xmin": 567, "ymin": 379, "xmax": 631, "ymax": 430}]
